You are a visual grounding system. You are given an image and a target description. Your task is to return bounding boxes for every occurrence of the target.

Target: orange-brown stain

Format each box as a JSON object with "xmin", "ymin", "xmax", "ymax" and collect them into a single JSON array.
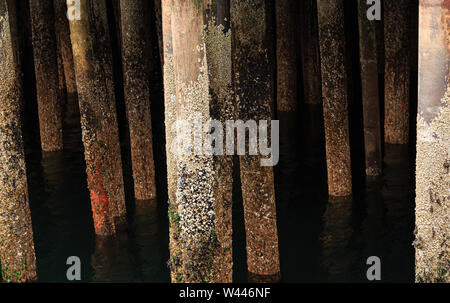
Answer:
[{"xmin": 88, "ymin": 165, "xmax": 110, "ymax": 234}]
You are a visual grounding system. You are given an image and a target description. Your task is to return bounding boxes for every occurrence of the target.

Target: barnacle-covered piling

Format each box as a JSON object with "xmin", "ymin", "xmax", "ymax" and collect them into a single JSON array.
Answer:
[
  {"xmin": 317, "ymin": 0, "xmax": 352, "ymax": 198},
  {"xmin": 68, "ymin": 0, "xmax": 126, "ymax": 236},
  {"xmin": 29, "ymin": 0, "xmax": 63, "ymax": 151},
  {"xmin": 357, "ymin": 0, "xmax": 382, "ymax": 176},
  {"xmin": 275, "ymin": 0, "xmax": 297, "ymax": 112},
  {"xmin": 0, "ymin": 0, "xmax": 37, "ymax": 282},
  {"xmin": 119, "ymin": 0, "xmax": 157, "ymax": 201},
  {"xmin": 167, "ymin": 0, "xmax": 233, "ymax": 283},
  {"xmin": 231, "ymin": 0, "xmax": 281, "ymax": 280},
  {"xmin": 384, "ymin": 0, "xmax": 411, "ymax": 144},
  {"xmin": 161, "ymin": 0, "xmax": 182, "ymax": 283},
  {"xmin": 414, "ymin": 0, "xmax": 449, "ymax": 283}
]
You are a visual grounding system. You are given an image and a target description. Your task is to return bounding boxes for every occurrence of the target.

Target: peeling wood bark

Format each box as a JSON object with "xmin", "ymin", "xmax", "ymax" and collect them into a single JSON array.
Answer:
[
  {"xmin": 68, "ymin": 0, "xmax": 126, "ymax": 236},
  {"xmin": 0, "ymin": 0, "xmax": 37, "ymax": 282}
]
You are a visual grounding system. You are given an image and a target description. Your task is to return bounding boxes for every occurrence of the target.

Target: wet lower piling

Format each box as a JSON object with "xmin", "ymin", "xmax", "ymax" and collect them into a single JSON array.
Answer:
[
  {"xmin": 68, "ymin": 0, "xmax": 126, "ymax": 236},
  {"xmin": 0, "ymin": 0, "xmax": 37, "ymax": 282}
]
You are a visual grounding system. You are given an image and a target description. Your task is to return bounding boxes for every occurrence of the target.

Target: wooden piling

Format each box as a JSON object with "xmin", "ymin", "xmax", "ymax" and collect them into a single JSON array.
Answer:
[
  {"xmin": 316, "ymin": 0, "xmax": 352, "ymax": 198},
  {"xmin": 161, "ymin": 0, "xmax": 182, "ymax": 283},
  {"xmin": 53, "ymin": 0, "xmax": 78, "ymax": 112},
  {"xmin": 53, "ymin": 0, "xmax": 78, "ymax": 107},
  {"xmin": 119, "ymin": 0, "xmax": 157, "ymax": 201},
  {"xmin": 29, "ymin": 0, "xmax": 63, "ymax": 151},
  {"xmin": 357, "ymin": 0, "xmax": 382, "ymax": 176},
  {"xmin": 299, "ymin": 0, "xmax": 322, "ymax": 105},
  {"xmin": 167, "ymin": 0, "xmax": 233, "ymax": 283},
  {"xmin": 275, "ymin": 0, "xmax": 297, "ymax": 112},
  {"xmin": 384, "ymin": 0, "xmax": 411, "ymax": 144},
  {"xmin": 0, "ymin": 0, "xmax": 37, "ymax": 282},
  {"xmin": 231, "ymin": 0, "xmax": 281, "ymax": 280},
  {"xmin": 154, "ymin": 0, "xmax": 163, "ymax": 71},
  {"xmin": 414, "ymin": 0, "xmax": 449, "ymax": 283},
  {"xmin": 68, "ymin": 0, "xmax": 126, "ymax": 236},
  {"xmin": 205, "ymin": 0, "xmax": 234, "ymax": 283}
]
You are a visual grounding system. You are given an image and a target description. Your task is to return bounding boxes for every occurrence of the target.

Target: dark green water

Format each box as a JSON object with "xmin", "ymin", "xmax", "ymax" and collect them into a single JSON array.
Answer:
[{"xmin": 22, "ymin": 103, "xmax": 415, "ymax": 283}]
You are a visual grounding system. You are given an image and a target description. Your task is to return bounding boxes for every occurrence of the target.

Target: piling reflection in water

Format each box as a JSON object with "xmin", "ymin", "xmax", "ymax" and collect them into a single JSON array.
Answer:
[{"xmin": 320, "ymin": 199, "xmax": 355, "ymax": 282}]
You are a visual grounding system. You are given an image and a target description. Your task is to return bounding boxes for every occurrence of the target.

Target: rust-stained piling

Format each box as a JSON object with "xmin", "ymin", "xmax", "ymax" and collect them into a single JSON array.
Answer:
[
  {"xmin": 53, "ymin": 0, "xmax": 77, "ymax": 112},
  {"xmin": 275, "ymin": 0, "xmax": 297, "ymax": 112},
  {"xmin": 29, "ymin": 0, "xmax": 63, "ymax": 151},
  {"xmin": 0, "ymin": 0, "xmax": 37, "ymax": 282},
  {"xmin": 316, "ymin": 0, "xmax": 352, "ymax": 198},
  {"xmin": 68, "ymin": 0, "xmax": 126, "ymax": 236},
  {"xmin": 384, "ymin": 0, "xmax": 411, "ymax": 144},
  {"xmin": 167, "ymin": 0, "xmax": 233, "ymax": 283},
  {"xmin": 414, "ymin": 0, "xmax": 449, "ymax": 283},
  {"xmin": 357, "ymin": 0, "xmax": 382, "ymax": 176},
  {"xmin": 231, "ymin": 0, "xmax": 281, "ymax": 279},
  {"xmin": 299, "ymin": 0, "xmax": 322, "ymax": 105},
  {"xmin": 119, "ymin": 0, "xmax": 157, "ymax": 201}
]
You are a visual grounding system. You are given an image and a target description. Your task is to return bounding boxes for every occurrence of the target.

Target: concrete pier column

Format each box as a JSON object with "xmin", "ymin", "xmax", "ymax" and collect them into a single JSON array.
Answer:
[
  {"xmin": 68, "ymin": 0, "xmax": 126, "ymax": 236},
  {"xmin": 0, "ymin": 0, "xmax": 37, "ymax": 282}
]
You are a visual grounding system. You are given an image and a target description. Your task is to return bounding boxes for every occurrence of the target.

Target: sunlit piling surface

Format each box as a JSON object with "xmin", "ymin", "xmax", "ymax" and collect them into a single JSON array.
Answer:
[{"xmin": 415, "ymin": 0, "xmax": 449, "ymax": 283}]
